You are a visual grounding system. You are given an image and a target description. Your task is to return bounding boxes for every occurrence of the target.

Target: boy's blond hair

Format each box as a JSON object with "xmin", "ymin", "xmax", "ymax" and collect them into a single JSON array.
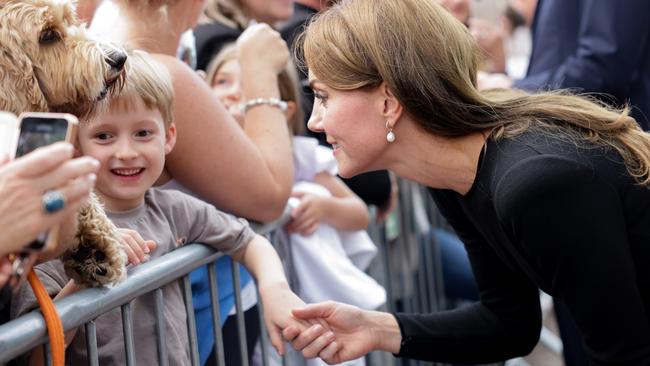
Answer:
[
  {"xmin": 206, "ymin": 44, "xmax": 304, "ymax": 135},
  {"xmin": 110, "ymin": 50, "xmax": 174, "ymax": 128}
]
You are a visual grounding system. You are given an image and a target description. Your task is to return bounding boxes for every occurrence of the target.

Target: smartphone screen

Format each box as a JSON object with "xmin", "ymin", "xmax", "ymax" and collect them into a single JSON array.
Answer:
[{"xmin": 16, "ymin": 116, "xmax": 70, "ymax": 157}]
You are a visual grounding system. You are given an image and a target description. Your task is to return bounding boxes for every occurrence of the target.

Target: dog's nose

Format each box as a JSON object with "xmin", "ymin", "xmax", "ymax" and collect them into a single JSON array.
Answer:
[{"xmin": 106, "ymin": 50, "xmax": 127, "ymax": 71}]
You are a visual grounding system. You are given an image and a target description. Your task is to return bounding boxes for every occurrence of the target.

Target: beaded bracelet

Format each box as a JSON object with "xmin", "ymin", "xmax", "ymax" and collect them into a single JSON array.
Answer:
[{"xmin": 239, "ymin": 97, "xmax": 288, "ymax": 114}]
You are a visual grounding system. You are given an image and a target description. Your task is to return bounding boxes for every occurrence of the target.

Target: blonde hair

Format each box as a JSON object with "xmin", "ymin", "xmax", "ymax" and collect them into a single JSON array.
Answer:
[
  {"xmin": 300, "ymin": 0, "xmax": 650, "ymax": 186},
  {"xmin": 206, "ymin": 44, "xmax": 304, "ymax": 134},
  {"xmin": 110, "ymin": 50, "xmax": 174, "ymax": 128}
]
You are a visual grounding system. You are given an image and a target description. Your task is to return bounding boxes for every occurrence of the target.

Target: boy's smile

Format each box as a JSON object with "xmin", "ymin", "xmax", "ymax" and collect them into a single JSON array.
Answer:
[{"xmin": 79, "ymin": 97, "xmax": 176, "ymax": 212}]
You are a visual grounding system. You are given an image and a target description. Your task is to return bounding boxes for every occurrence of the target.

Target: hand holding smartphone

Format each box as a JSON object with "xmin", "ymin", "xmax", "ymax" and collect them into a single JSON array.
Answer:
[{"xmin": 4, "ymin": 112, "xmax": 79, "ymax": 292}]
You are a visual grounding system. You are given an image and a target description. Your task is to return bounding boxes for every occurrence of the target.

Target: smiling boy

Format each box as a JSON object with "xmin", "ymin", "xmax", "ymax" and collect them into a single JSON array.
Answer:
[{"xmin": 12, "ymin": 50, "xmax": 317, "ymax": 366}]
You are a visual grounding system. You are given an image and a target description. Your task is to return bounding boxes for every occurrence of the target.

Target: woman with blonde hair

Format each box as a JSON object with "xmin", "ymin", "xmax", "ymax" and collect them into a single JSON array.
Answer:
[{"xmin": 282, "ymin": 0, "xmax": 650, "ymax": 364}]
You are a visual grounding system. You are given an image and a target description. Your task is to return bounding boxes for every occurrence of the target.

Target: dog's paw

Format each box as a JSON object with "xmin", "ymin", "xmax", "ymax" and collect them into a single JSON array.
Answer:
[{"xmin": 61, "ymin": 193, "xmax": 127, "ymax": 287}]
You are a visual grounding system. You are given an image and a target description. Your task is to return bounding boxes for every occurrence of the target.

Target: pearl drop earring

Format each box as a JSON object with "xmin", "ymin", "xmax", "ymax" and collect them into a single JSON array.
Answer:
[{"xmin": 386, "ymin": 121, "xmax": 395, "ymax": 142}]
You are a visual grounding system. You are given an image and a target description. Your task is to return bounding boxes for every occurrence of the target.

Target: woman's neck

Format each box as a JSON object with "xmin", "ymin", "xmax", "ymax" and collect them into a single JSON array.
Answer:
[
  {"xmin": 387, "ymin": 126, "xmax": 488, "ymax": 195},
  {"xmin": 91, "ymin": 1, "xmax": 183, "ymax": 56}
]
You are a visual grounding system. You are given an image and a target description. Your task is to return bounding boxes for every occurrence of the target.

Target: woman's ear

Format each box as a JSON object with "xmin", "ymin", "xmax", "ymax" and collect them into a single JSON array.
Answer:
[
  {"xmin": 165, "ymin": 123, "xmax": 177, "ymax": 154},
  {"xmin": 380, "ymin": 83, "xmax": 403, "ymax": 126}
]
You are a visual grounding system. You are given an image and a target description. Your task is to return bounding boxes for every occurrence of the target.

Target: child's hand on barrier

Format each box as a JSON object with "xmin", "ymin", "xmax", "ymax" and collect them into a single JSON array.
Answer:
[
  {"xmin": 117, "ymin": 228, "xmax": 156, "ymax": 265},
  {"xmin": 285, "ymin": 192, "xmax": 325, "ymax": 236}
]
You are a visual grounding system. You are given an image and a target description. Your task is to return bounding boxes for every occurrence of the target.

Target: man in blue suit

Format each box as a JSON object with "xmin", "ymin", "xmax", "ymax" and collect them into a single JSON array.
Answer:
[{"xmin": 514, "ymin": 0, "xmax": 650, "ymax": 130}]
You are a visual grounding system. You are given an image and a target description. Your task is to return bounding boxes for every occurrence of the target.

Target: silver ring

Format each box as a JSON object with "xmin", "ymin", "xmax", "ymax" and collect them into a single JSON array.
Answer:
[{"xmin": 42, "ymin": 190, "xmax": 66, "ymax": 214}]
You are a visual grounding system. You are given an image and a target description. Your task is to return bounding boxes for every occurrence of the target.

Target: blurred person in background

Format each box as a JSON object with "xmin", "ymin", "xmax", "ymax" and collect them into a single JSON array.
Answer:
[
  {"xmin": 194, "ymin": 0, "xmax": 295, "ymax": 71},
  {"xmin": 480, "ymin": 0, "xmax": 650, "ymax": 132}
]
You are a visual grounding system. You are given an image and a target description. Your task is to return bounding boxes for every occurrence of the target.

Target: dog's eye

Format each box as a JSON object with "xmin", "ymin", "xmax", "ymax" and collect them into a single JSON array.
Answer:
[{"xmin": 39, "ymin": 28, "xmax": 61, "ymax": 44}]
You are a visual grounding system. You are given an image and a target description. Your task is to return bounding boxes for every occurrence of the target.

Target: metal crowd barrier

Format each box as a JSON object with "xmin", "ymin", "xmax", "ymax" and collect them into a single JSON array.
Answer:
[
  {"xmin": 0, "ymin": 178, "xmax": 561, "ymax": 366},
  {"xmin": 0, "ymin": 209, "xmax": 292, "ymax": 366}
]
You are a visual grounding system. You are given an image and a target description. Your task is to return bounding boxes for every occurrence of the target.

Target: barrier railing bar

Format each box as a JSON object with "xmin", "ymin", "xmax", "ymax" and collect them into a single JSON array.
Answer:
[
  {"xmin": 121, "ymin": 303, "xmax": 136, "ymax": 366},
  {"xmin": 153, "ymin": 288, "xmax": 168, "ymax": 366},
  {"xmin": 0, "ymin": 246, "xmax": 222, "ymax": 362},
  {"xmin": 255, "ymin": 285, "xmax": 270, "ymax": 366},
  {"xmin": 44, "ymin": 342, "xmax": 51, "ymax": 366},
  {"xmin": 232, "ymin": 261, "xmax": 250, "ymax": 366},
  {"xmin": 208, "ymin": 264, "xmax": 226, "ymax": 366},
  {"xmin": 85, "ymin": 320, "xmax": 99, "ymax": 366},
  {"xmin": 182, "ymin": 275, "xmax": 200, "ymax": 366}
]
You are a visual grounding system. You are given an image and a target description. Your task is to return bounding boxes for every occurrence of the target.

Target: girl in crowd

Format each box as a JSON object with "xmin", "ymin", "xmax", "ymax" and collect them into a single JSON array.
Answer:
[{"xmin": 283, "ymin": 0, "xmax": 650, "ymax": 364}]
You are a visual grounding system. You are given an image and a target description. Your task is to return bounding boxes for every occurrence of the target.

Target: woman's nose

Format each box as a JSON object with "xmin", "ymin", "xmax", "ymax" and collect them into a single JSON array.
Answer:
[{"xmin": 307, "ymin": 100, "xmax": 325, "ymax": 132}]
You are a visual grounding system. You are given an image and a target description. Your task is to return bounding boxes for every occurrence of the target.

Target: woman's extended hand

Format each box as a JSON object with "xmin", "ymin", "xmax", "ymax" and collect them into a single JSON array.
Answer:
[
  {"xmin": 0, "ymin": 142, "xmax": 98, "ymax": 256},
  {"xmin": 283, "ymin": 301, "xmax": 402, "ymax": 364}
]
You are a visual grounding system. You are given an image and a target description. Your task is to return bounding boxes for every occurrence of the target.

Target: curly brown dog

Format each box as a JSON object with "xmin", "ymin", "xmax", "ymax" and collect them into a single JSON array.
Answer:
[{"xmin": 0, "ymin": 0, "xmax": 127, "ymax": 286}]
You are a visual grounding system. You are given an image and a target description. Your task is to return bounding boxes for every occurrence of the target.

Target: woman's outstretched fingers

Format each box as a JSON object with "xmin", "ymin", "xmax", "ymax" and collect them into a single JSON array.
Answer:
[
  {"xmin": 290, "ymin": 323, "xmax": 326, "ymax": 350},
  {"xmin": 318, "ymin": 340, "xmax": 341, "ymax": 364},
  {"xmin": 301, "ymin": 330, "xmax": 336, "ymax": 359},
  {"xmin": 282, "ymin": 325, "xmax": 301, "ymax": 342}
]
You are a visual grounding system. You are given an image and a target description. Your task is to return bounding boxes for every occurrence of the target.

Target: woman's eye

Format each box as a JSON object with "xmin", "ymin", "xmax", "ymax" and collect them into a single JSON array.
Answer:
[{"xmin": 314, "ymin": 92, "xmax": 328, "ymax": 106}]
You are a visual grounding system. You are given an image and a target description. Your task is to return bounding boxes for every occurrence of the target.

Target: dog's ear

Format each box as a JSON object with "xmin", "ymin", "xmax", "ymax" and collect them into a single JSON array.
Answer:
[{"xmin": 0, "ymin": 35, "xmax": 49, "ymax": 114}]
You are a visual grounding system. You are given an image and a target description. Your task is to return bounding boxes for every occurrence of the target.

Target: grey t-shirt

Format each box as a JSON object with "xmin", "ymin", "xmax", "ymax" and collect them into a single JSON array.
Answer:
[{"xmin": 11, "ymin": 188, "xmax": 256, "ymax": 366}]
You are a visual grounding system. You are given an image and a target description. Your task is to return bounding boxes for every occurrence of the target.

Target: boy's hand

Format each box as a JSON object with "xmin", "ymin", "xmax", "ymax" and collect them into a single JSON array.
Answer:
[
  {"xmin": 117, "ymin": 228, "xmax": 156, "ymax": 265},
  {"xmin": 285, "ymin": 192, "xmax": 325, "ymax": 236},
  {"xmin": 259, "ymin": 282, "xmax": 333, "ymax": 356}
]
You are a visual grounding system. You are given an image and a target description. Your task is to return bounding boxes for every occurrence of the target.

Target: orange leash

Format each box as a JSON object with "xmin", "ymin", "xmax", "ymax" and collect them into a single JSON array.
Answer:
[{"xmin": 27, "ymin": 270, "xmax": 65, "ymax": 366}]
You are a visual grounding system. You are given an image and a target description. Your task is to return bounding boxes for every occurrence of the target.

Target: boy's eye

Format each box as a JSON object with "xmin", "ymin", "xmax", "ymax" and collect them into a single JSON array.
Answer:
[
  {"xmin": 95, "ymin": 132, "xmax": 112, "ymax": 140},
  {"xmin": 135, "ymin": 130, "xmax": 152, "ymax": 138}
]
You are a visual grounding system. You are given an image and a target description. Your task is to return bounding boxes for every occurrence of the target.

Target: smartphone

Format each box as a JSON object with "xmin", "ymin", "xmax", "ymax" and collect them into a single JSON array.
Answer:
[
  {"xmin": 15, "ymin": 112, "xmax": 78, "ymax": 253},
  {"xmin": 15, "ymin": 112, "xmax": 78, "ymax": 158},
  {"xmin": 8, "ymin": 113, "xmax": 78, "ymax": 293},
  {"xmin": 0, "ymin": 111, "xmax": 19, "ymax": 159}
]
